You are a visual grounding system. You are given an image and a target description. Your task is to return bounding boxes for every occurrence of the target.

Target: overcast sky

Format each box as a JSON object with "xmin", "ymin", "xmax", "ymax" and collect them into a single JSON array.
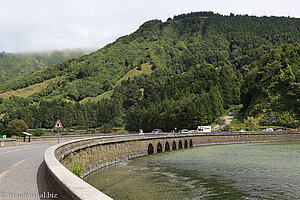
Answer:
[{"xmin": 1, "ymin": 0, "xmax": 299, "ymax": 52}]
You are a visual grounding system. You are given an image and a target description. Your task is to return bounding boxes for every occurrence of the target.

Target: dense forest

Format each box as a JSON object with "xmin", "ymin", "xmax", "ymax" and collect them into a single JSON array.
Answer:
[
  {"xmin": 0, "ymin": 12, "xmax": 299, "ymax": 135},
  {"xmin": 242, "ymin": 44, "xmax": 299, "ymax": 128},
  {"xmin": 0, "ymin": 49, "xmax": 94, "ymax": 84}
]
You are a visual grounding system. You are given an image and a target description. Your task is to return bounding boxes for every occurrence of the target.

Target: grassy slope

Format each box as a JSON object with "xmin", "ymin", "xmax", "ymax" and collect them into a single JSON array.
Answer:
[
  {"xmin": 0, "ymin": 76, "xmax": 63, "ymax": 99},
  {"xmin": 80, "ymin": 63, "xmax": 152, "ymax": 103},
  {"xmin": 0, "ymin": 62, "xmax": 151, "ymax": 102}
]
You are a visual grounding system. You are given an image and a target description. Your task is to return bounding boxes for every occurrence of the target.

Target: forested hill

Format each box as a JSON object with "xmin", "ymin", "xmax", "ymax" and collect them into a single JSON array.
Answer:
[
  {"xmin": 0, "ymin": 49, "xmax": 94, "ymax": 84},
  {"xmin": 242, "ymin": 44, "xmax": 299, "ymax": 128},
  {"xmin": 0, "ymin": 12, "xmax": 299, "ymax": 133}
]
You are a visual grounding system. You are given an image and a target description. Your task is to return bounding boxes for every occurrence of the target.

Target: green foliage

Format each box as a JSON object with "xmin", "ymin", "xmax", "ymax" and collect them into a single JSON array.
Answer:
[
  {"xmin": 2, "ymin": 12, "xmax": 299, "ymax": 102},
  {"xmin": 229, "ymin": 118, "xmax": 246, "ymax": 131},
  {"xmin": 100, "ymin": 124, "xmax": 113, "ymax": 133},
  {"xmin": 214, "ymin": 117, "xmax": 226, "ymax": 126},
  {"xmin": 241, "ymin": 44, "xmax": 300, "ymax": 128},
  {"xmin": 0, "ymin": 49, "xmax": 91, "ymax": 85},
  {"xmin": 222, "ymin": 125, "xmax": 232, "ymax": 132},
  {"xmin": 5, "ymin": 119, "xmax": 28, "ymax": 137},
  {"xmin": 0, "ymin": 12, "xmax": 299, "ymax": 131},
  {"xmin": 0, "ymin": 123, "xmax": 5, "ymax": 135},
  {"xmin": 116, "ymin": 129, "xmax": 129, "ymax": 134},
  {"xmin": 32, "ymin": 128, "xmax": 44, "ymax": 137},
  {"xmin": 72, "ymin": 163, "xmax": 83, "ymax": 178},
  {"xmin": 259, "ymin": 112, "xmax": 299, "ymax": 128},
  {"xmin": 244, "ymin": 116, "xmax": 257, "ymax": 131}
]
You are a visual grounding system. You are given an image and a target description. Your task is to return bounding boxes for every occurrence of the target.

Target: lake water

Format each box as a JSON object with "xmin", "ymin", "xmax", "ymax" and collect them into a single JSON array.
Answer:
[{"xmin": 85, "ymin": 142, "xmax": 300, "ymax": 199}]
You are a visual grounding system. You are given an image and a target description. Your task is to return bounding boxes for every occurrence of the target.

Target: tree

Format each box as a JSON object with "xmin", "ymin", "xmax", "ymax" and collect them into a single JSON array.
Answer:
[
  {"xmin": 214, "ymin": 117, "xmax": 226, "ymax": 126},
  {"xmin": 0, "ymin": 123, "xmax": 5, "ymax": 135},
  {"xmin": 5, "ymin": 119, "xmax": 28, "ymax": 137},
  {"xmin": 222, "ymin": 125, "xmax": 232, "ymax": 132}
]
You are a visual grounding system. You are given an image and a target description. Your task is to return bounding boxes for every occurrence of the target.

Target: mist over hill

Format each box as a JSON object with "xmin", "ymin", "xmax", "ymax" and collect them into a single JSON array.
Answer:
[
  {"xmin": 0, "ymin": 12, "xmax": 299, "ymax": 133},
  {"xmin": 0, "ymin": 48, "xmax": 95, "ymax": 84}
]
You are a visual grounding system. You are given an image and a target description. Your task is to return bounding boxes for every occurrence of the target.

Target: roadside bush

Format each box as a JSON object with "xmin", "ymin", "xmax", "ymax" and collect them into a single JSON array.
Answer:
[
  {"xmin": 32, "ymin": 128, "xmax": 44, "ymax": 136},
  {"xmin": 11, "ymin": 135, "xmax": 19, "ymax": 139},
  {"xmin": 222, "ymin": 125, "xmax": 232, "ymax": 132},
  {"xmin": 116, "ymin": 129, "xmax": 129, "ymax": 134},
  {"xmin": 100, "ymin": 124, "xmax": 113, "ymax": 133},
  {"xmin": 214, "ymin": 117, "xmax": 226, "ymax": 126},
  {"xmin": 244, "ymin": 116, "xmax": 256, "ymax": 131}
]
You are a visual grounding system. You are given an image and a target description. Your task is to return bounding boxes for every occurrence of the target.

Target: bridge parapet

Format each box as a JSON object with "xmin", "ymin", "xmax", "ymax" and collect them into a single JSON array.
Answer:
[{"xmin": 44, "ymin": 132, "xmax": 300, "ymax": 199}]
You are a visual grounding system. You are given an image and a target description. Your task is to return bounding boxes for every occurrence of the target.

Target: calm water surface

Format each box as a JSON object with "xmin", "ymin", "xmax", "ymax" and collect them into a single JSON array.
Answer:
[{"xmin": 85, "ymin": 142, "xmax": 300, "ymax": 199}]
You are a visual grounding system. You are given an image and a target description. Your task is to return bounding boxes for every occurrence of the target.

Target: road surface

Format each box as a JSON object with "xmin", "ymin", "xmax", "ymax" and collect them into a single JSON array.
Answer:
[
  {"xmin": 212, "ymin": 109, "xmax": 240, "ymax": 130},
  {"xmin": 0, "ymin": 134, "xmax": 117, "ymax": 200},
  {"xmin": 0, "ymin": 141, "xmax": 58, "ymax": 200}
]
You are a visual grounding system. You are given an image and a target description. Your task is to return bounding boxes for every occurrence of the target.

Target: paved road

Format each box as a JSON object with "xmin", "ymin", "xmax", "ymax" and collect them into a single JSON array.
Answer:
[
  {"xmin": 0, "ymin": 134, "xmax": 167, "ymax": 199},
  {"xmin": 0, "ymin": 134, "xmax": 117, "ymax": 200},
  {"xmin": 0, "ymin": 141, "xmax": 63, "ymax": 200},
  {"xmin": 212, "ymin": 109, "xmax": 240, "ymax": 130}
]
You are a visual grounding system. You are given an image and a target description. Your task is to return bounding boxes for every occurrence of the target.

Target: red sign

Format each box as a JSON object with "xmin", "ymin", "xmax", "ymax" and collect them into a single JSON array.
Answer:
[{"xmin": 54, "ymin": 120, "xmax": 63, "ymax": 129}]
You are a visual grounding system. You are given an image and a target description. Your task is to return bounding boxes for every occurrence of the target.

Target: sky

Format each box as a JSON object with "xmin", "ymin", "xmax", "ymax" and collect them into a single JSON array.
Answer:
[{"xmin": 1, "ymin": 0, "xmax": 299, "ymax": 52}]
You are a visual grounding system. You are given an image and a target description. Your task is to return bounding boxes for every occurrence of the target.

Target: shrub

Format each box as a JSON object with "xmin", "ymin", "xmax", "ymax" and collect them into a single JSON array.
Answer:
[
  {"xmin": 6, "ymin": 119, "xmax": 28, "ymax": 137},
  {"xmin": 214, "ymin": 117, "xmax": 226, "ymax": 126},
  {"xmin": 32, "ymin": 129, "xmax": 44, "ymax": 136},
  {"xmin": 100, "ymin": 124, "xmax": 113, "ymax": 133},
  {"xmin": 116, "ymin": 129, "xmax": 129, "ymax": 134},
  {"xmin": 244, "ymin": 116, "xmax": 256, "ymax": 131},
  {"xmin": 72, "ymin": 163, "xmax": 83, "ymax": 178},
  {"xmin": 222, "ymin": 125, "xmax": 232, "ymax": 132}
]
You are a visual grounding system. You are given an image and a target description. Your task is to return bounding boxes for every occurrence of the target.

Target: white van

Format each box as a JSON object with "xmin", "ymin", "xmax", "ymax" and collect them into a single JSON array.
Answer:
[{"xmin": 196, "ymin": 126, "xmax": 211, "ymax": 132}]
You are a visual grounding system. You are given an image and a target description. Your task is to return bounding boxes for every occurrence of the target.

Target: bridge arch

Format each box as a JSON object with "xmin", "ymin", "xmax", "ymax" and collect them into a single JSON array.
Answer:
[
  {"xmin": 178, "ymin": 140, "xmax": 183, "ymax": 149},
  {"xmin": 189, "ymin": 139, "xmax": 193, "ymax": 147},
  {"xmin": 157, "ymin": 142, "xmax": 162, "ymax": 153},
  {"xmin": 148, "ymin": 143, "xmax": 154, "ymax": 155},
  {"xmin": 184, "ymin": 140, "xmax": 188, "ymax": 148},
  {"xmin": 165, "ymin": 141, "xmax": 170, "ymax": 151},
  {"xmin": 172, "ymin": 141, "xmax": 177, "ymax": 150}
]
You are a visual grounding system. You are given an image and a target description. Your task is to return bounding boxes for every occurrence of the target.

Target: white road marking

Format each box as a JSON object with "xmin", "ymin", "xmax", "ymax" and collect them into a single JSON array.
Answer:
[
  {"xmin": 2, "ymin": 151, "xmax": 12, "ymax": 154},
  {"xmin": 0, "ymin": 156, "xmax": 33, "ymax": 183}
]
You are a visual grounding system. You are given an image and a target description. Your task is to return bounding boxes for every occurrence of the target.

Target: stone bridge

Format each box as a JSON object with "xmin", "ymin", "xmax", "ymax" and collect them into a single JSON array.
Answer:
[
  {"xmin": 147, "ymin": 137, "xmax": 193, "ymax": 154},
  {"xmin": 44, "ymin": 132, "xmax": 300, "ymax": 200}
]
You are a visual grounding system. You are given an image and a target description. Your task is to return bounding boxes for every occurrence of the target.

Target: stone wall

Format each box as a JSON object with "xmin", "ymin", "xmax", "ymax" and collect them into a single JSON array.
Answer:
[{"xmin": 44, "ymin": 132, "xmax": 300, "ymax": 200}]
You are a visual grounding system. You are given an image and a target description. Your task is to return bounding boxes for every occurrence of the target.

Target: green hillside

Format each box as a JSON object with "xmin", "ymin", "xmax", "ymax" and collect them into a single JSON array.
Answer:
[
  {"xmin": 0, "ymin": 12, "xmax": 299, "ymax": 133},
  {"xmin": 80, "ymin": 62, "xmax": 152, "ymax": 103},
  {"xmin": 0, "ymin": 48, "xmax": 93, "ymax": 85},
  {"xmin": 241, "ymin": 44, "xmax": 299, "ymax": 127},
  {"xmin": 0, "ymin": 77, "xmax": 63, "ymax": 99}
]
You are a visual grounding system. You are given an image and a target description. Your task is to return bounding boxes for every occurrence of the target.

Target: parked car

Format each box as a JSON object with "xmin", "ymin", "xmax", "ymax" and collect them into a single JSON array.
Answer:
[
  {"xmin": 239, "ymin": 130, "xmax": 246, "ymax": 132},
  {"xmin": 263, "ymin": 128, "xmax": 274, "ymax": 132},
  {"xmin": 180, "ymin": 129, "xmax": 192, "ymax": 133},
  {"xmin": 152, "ymin": 129, "xmax": 163, "ymax": 134}
]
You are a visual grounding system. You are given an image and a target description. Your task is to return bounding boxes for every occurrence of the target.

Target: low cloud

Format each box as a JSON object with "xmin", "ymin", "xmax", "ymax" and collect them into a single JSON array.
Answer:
[{"xmin": 0, "ymin": 0, "xmax": 299, "ymax": 52}]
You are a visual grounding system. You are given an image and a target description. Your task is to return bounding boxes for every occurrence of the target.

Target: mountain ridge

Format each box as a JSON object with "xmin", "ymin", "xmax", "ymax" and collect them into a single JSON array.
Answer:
[{"xmin": 0, "ymin": 11, "xmax": 299, "ymax": 132}]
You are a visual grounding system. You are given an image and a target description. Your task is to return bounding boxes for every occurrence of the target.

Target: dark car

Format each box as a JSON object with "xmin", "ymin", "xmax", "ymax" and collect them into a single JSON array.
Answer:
[{"xmin": 152, "ymin": 129, "xmax": 163, "ymax": 134}]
